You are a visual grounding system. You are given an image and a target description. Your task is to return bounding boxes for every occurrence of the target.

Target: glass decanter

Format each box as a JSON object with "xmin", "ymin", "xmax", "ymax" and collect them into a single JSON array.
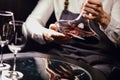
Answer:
[{"xmin": 56, "ymin": 10, "xmax": 95, "ymax": 40}]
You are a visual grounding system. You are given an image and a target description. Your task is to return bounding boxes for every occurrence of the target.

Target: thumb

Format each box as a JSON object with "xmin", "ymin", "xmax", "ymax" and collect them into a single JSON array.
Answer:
[{"xmin": 49, "ymin": 24, "xmax": 58, "ymax": 31}]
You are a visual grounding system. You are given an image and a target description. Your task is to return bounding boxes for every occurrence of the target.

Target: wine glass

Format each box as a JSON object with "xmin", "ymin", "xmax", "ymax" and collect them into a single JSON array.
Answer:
[
  {"xmin": 2, "ymin": 20, "xmax": 27, "ymax": 80},
  {"xmin": 0, "ymin": 11, "xmax": 15, "ymax": 72}
]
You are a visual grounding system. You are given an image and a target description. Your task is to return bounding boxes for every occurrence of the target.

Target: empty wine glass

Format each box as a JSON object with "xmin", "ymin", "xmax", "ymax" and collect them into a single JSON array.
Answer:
[
  {"xmin": 2, "ymin": 20, "xmax": 27, "ymax": 80},
  {"xmin": 0, "ymin": 11, "xmax": 15, "ymax": 72}
]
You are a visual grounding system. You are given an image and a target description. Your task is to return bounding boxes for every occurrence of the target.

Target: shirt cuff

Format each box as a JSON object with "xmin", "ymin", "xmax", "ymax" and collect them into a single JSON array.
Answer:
[
  {"xmin": 102, "ymin": 17, "xmax": 120, "ymax": 44},
  {"xmin": 104, "ymin": 17, "xmax": 118, "ymax": 34},
  {"xmin": 31, "ymin": 32, "xmax": 46, "ymax": 45}
]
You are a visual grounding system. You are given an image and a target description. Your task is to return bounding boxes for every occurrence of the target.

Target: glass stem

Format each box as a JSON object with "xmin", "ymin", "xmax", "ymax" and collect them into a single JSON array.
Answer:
[
  {"xmin": 0, "ymin": 45, "xmax": 3, "ymax": 65},
  {"xmin": 13, "ymin": 52, "xmax": 17, "ymax": 72}
]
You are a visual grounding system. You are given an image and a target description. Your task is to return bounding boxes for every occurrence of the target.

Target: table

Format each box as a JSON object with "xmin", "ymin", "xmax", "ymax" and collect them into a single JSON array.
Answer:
[{"xmin": 2, "ymin": 51, "xmax": 107, "ymax": 80}]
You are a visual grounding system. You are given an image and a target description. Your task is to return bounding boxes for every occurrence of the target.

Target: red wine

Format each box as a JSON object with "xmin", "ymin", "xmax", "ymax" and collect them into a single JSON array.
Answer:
[{"xmin": 56, "ymin": 16, "xmax": 94, "ymax": 39}]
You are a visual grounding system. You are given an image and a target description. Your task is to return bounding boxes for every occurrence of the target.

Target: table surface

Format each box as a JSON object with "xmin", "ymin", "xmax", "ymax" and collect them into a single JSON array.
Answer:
[{"xmin": 2, "ymin": 51, "xmax": 107, "ymax": 80}]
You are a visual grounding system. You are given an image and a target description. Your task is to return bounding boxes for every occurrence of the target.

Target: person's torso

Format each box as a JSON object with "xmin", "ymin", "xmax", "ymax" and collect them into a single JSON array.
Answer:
[{"xmin": 52, "ymin": 0, "xmax": 116, "ymax": 55}]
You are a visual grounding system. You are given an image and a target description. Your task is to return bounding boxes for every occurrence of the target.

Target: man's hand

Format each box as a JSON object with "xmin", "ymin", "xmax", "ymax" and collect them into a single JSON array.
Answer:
[
  {"xmin": 43, "ymin": 24, "xmax": 70, "ymax": 44},
  {"xmin": 82, "ymin": 0, "xmax": 110, "ymax": 29}
]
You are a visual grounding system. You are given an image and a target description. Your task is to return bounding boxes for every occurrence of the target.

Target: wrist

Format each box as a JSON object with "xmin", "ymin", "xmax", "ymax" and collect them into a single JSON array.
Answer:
[{"xmin": 99, "ymin": 12, "xmax": 110, "ymax": 30}]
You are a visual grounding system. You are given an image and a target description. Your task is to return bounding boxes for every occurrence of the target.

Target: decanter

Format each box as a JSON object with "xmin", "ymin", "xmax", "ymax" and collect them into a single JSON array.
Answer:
[{"xmin": 56, "ymin": 10, "xmax": 95, "ymax": 40}]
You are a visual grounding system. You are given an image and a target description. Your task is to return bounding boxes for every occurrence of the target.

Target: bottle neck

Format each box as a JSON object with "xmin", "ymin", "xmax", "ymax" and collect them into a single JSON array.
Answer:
[
  {"xmin": 64, "ymin": 0, "xmax": 69, "ymax": 10},
  {"xmin": 75, "ymin": 11, "xmax": 84, "ymax": 21},
  {"xmin": 63, "ymin": 0, "xmax": 89, "ymax": 23},
  {"xmin": 75, "ymin": 0, "xmax": 89, "ymax": 21}
]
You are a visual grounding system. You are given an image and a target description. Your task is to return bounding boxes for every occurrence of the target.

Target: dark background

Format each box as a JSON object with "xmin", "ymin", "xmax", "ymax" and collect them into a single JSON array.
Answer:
[{"xmin": 0, "ymin": 0, "xmax": 38, "ymax": 21}]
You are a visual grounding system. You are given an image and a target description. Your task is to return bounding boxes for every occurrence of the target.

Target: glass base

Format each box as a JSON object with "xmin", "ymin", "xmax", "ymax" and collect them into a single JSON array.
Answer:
[
  {"xmin": 0, "ymin": 63, "xmax": 11, "ymax": 71},
  {"xmin": 1, "ymin": 71, "xmax": 23, "ymax": 80}
]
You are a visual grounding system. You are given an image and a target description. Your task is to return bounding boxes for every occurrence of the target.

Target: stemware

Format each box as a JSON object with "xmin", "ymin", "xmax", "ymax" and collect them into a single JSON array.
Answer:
[
  {"xmin": 2, "ymin": 20, "xmax": 27, "ymax": 80},
  {"xmin": 0, "ymin": 11, "xmax": 15, "ymax": 71}
]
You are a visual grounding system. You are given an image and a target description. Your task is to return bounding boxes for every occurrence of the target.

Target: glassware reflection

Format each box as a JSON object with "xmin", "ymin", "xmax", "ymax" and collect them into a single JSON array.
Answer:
[
  {"xmin": 45, "ymin": 59, "xmax": 92, "ymax": 80},
  {"xmin": 1, "ymin": 52, "xmax": 107, "ymax": 80},
  {"xmin": 2, "ymin": 57, "xmax": 92, "ymax": 80}
]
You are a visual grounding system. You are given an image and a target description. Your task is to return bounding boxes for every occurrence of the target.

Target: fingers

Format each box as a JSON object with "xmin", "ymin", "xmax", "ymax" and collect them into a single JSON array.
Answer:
[
  {"xmin": 43, "ymin": 23, "xmax": 71, "ymax": 43},
  {"xmin": 43, "ymin": 32, "xmax": 54, "ymax": 42},
  {"xmin": 43, "ymin": 29, "xmax": 68, "ymax": 43},
  {"xmin": 82, "ymin": 0, "xmax": 103, "ymax": 20},
  {"xmin": 87, "ymin": 0, "xmax": 102, "ymax": 7},
  {"xmin": 83, "ymin": 3, "xmax": 100, "ymax": 15},
  {"xmin": 82, "ymin": 12, "xmax": 97, "ymax": 20},
  {"xmin": 49, "ymin": 23, "xmax": 66, "ymax": 38}
]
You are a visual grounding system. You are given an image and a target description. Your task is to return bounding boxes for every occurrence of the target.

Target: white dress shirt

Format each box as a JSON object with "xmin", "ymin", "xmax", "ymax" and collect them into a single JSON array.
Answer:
[{"xmin": 25, "ymin": 0, "xmax": 120, "ymax": 46}]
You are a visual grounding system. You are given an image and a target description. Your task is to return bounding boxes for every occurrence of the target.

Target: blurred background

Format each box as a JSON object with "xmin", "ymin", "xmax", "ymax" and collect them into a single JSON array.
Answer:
[{"xmin": 0, "ymin": 0, "xmax": 38, "ymax": 21}]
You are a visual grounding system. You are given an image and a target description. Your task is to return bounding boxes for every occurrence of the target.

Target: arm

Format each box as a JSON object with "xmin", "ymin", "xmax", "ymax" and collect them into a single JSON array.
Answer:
[
  {"xmin": 25, "ymin": 0, "xmax": 54, "ymax": 44},
  {"xmin": 25, "ymin": 0, "xmax": 69, "ymax": 44},
  {"xmin": 104, "ymin": 0, "xmax": 120, "ymax": 46}
]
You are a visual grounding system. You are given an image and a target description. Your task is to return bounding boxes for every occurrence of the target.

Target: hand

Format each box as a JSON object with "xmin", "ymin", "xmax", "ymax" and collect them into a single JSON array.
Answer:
[
  {"xmin": 43, "ymin": 24, "xmax": 70, "ymax": 44},
  {"xmin": 82, "ymin": 0, "xmax": 110, "ymax": 29}
]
